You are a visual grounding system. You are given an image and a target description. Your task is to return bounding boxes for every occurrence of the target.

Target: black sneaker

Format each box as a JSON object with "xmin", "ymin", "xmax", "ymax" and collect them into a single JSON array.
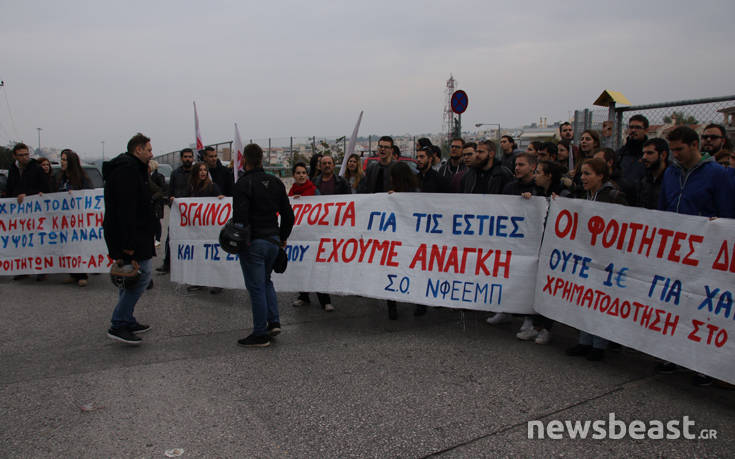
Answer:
[
  {"xmin": 146, "ymin": 279, "xmax": 154, "ymax": 290},
  {"xmin": 565, "ymin": 344, "xmax": 591, "ymax": 357},
  {"xmin": 655, "ymin": 362, "xmax": 678, "ymax": 374},
  {"xmin": 209, "ymin": 287, "xmax": 223, "ymax": 295},
  {"xmin": 237, "ymin": 333, "xmax": 270, "ymax": 347},
  {"xmin": 267, "ymin": 322, "xmax": 281, "ymax": 337},
  {"xmin": 107, "ymin": 327, "xmax": 142, "ymax": 345},
  {"xmin": 129, "ymin": 323, "xmax": 151, "ymax": 334},
  {"xmin": 156, "ymin": 265, "xmax": 170, "ymax": 273}
]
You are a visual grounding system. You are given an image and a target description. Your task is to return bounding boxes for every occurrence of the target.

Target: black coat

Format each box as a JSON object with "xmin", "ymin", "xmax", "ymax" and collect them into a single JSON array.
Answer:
[
  {"xmin": 209, "ymin": 161, "xmax": 234, "ymax": 197},
  {"xmin": 418, "ymin": 167, "xmax": 450, "ymax": 193},
  {"xmin": 460, "ymin": 162, "xmax": 514, "ymax": 194},
  {"xmin": 6, "ymin": 158, "xmax": 51, "ymax": 197},
  {"xmin": 616, "ymin": 137, "xmax": 647, "ymax": 204},
  {"xmin": 635, "ymin": 170, "xmax": 664, "ymax": 210},
  {"xmin": 502, "ymin": 178, "xmax": 544, "ymax": 196},
  {"xmin": 169, "ymin": 165, "xmax": 193, "ymax": 199},
  {"xmin": 102, "ymin": 153, "xmax": 156, "ymax": 261},
  {"xmin": 233, "ymin": 168, "xmax": 294, "ymax": 242}
]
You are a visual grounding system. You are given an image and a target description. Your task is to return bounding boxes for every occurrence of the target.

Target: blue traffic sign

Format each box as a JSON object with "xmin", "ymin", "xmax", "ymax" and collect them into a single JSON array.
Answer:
[{"xmin": 451, "ymin": 90, "xmax": 468, "ymax": 114}]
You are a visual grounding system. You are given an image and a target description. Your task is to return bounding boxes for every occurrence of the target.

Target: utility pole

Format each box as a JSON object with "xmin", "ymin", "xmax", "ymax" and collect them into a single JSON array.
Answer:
[
  {"xmin": 101, "ymin": 141, "xmax": 105, "ymax": 161},
  {"xmin": 36, "ymin": 127, "xmax": 42, "ymax": 152}
]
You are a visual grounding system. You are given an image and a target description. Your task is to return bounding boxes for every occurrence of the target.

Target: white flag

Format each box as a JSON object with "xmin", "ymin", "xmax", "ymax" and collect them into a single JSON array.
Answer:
[
  {"xmin": 339, "ymin": 110, "xmax": 363, "ymax": 177},
  {"xmin": 194, "ymin": 101, "xmax": 204, "ymax": 151},
  {"xmin": 233, "ymin": 123, "xmax": 244, "ymax": 181}
]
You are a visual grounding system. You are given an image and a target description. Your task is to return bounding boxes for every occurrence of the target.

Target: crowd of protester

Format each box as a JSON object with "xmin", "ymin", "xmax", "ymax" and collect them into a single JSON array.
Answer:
[{"xmin": 3, "ymin": 118, "xmax": 735, "ymax": 382}]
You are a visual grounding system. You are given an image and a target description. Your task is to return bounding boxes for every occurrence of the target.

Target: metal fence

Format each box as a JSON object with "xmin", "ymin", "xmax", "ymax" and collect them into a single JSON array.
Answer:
[
  {"xmin": 154, "ymin": 94, "xmax": 735, "ymax": 171},
  {"xmin": 153, "ymin": 135, "xmax": 426, "ymax": 171},
  {"xmin": 573, "ymin": 95, "xmax": 735, "ymax": 150}
]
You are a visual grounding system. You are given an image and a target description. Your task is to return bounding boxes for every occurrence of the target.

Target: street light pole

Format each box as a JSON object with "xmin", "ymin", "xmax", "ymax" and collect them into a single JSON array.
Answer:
[
  {"xmin": 475, "ymin": 123, "xmax": 502, "ymax": 160},
  {"xmin": 101, "ymin": 141, "xmax": 105, "ymax": 161},
  {"xmin": 36, "ymin": 127, "xmax": 42, "ymax": 152}
]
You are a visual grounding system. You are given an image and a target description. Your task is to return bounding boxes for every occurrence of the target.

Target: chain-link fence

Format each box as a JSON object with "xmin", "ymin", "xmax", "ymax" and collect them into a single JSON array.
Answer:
[{"xmin": 573, "ymin": 95, "xmax": 735, "ymax": 150}]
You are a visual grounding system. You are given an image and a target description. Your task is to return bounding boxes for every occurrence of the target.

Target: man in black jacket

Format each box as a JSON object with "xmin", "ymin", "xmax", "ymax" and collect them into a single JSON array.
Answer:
[
  {"xmin": 234, "ymin": 143, "xmax": 295, "ymax": 347},
  {"xmin": 502, "ymin": 153, "xmax": 543, "ymax": 196},
  {"xmin": 157, "ymin": 148, "xmax": 195, "ymax": 273},
  {"xmin": 461, "ymin": 140, "xmax": 513, "ymax": 194},
  {"xmin": 312, "ymin": 154, "xmax": 351, "ymax": 196},
  {"xmin": 636, "ymin": 138, "xmax": 669, "ymax": 209},
  {"xmin": 103, "ymin": 133, "xmax": 156, "ymax": 345},
  {"xmin": 6, "ymin": 142, "xmax": 51, "ymax": 203},
  {"xmin": 615, "ymin": 114, "xmax": 648, "ymax": 203},
  {"xmin": 204, "ymin": 146, "xmax": 234, "ymax": 196},
  {"xmin": 416, "ymin": 146, "xmax": 449, "ymax": 193}
]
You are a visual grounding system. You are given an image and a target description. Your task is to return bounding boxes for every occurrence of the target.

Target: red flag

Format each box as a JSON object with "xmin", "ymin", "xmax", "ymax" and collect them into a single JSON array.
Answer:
[{"xmin": 194, "ymin": 101, "xmax": 204, "ymax": 151}]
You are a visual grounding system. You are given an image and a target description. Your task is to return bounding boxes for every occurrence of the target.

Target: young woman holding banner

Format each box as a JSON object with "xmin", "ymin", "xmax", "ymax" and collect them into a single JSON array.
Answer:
[
  {"xmin": 57, "ymin": 149, "xmax": 93, "ymax": 287},
  {"xmin": 565, "ymin": 158, "xmax": 626, "ymax": 361},
  {"xmin": 343, "ymin": 153, "xmax": 364, "ymax": 193},
  {"xmin": 287, "ymin": 162, "xmax": 333, "ymax": 311}
]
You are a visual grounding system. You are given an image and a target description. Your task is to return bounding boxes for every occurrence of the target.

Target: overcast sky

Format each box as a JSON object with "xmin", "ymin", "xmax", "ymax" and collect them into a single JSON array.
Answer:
[{"xmin": 1, "ymin": 0, "xmax": 733, "ymax": 160}]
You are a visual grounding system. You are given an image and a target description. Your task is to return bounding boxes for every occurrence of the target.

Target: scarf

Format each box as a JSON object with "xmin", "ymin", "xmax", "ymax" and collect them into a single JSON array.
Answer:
[{"xmin": 289, "ymin": 179, "xmax": 317, "ymax": 196}]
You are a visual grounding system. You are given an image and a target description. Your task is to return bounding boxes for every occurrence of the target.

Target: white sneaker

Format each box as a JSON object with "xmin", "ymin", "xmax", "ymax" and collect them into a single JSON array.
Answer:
[
  {"xmin": 292, "ymin": 299, "xmax": 306, "ymax": 307},
  {"xmin": 519, "ymin": 317, "xmax": 534, "ymax": 332},
  {"xmin": 516, "ymin": 328, "xmax": 539, "ymax": 341},
  {"xmin": 154, "ymin": 240, "xmax": 161, "ymax": 248},
  {"xmin": 323, "ymin": 303, "xmax": 334, "ymax": 312},
  {"xmin": 535, "ymin": 328, "xmax": 552, "ymax": 345},
  {"xmin": 485, "ymin": 312, "xmax": 510, "ymax": 325}
]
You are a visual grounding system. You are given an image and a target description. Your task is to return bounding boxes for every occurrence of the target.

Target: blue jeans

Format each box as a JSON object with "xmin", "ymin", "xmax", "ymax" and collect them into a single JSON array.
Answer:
[
  {"xmin": 579, "ymin": 331, "xmax": 608, "ymax": 350},
  {"xmin": 111, "ymin": 258, "xmax": 152, "ymax": 329},
  {"xmin": 239, "ymin": 238, "xmax": 280, "ymax": 336}
]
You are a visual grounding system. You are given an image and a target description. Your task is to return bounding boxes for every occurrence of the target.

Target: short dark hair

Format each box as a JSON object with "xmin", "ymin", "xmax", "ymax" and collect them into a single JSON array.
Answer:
[
  {"xmin": 379, "ymin": 136, "xmax": 394, "ymax": 146},
  {"xmin": 704, "ymin": 123, "xmax": 733, "ymax": 149},
  {"xmin": 516, "ymin": 152, "xmax": 538, "ymax": 166},
  {"xmin": 501, "ymin": 135, "xmax": 516, "ymax": 148},
  {"xmin": 450, "ymin": 137, "xmax": 465, "ymax": 145},
  {"xmin": 594, "ymin": 147, "xmax": 616, "ymax": 164},
  {"xmin": 292, "ymin": 161, "xmax": 308, "ymax": 175},
  {"xmin": 430, "ymin": 145, "xmax": 441, "ymax": 158},
  {"xmin": 392, "ymin": 145, "xmax": 401, "ymax": 157},
  {"xmin": 243, "ymin": 143, "xmax": 263, "ymax": 167},
  {"xmin": 464, "ymin": 141, "xmax": 478, "ymax": 151},
  {"xmin": 643, "ymin": 138, "xmax": 669, "ymax": 157},
  {"xmin": 538, "ymin": 160, "xmax": 564, "ymax": 188},
  {"xmin": 417, "ymin": 137, "xmax": 432, "ymax": 148},
  {"xmin": 559, "ymin": 122, "xmax": 572, "ymax": 133},
  {"xmin": 180, "ymin": 148, "xmax": 194, "ymax": 158},
  {"xmin": 13, "ymin": 142, "xmax": 29, "ymax": 154},
  {"xmin": 667, "ymin": 126, "xmax": 699, "ymax": 145},
  {"xmin": 629, "ymin": 114, "xmax": 649, "ymax": 129},
  {"xmin": 541, "ymin": 142, "xmax": 558, "ymax": 158},
  {"xmin": 478, "ymin": 140, "xmax": 496, "ymax": 153},
  {"xmin": 127, "ymin": 133, "xmax": 150, "ymax": 155},
  {"xmin": 205, "ymin": 146, "xmax": 216, "ymax": 153}
]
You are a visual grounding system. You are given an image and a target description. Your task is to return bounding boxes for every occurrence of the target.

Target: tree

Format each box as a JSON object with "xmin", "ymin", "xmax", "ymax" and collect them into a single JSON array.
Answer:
[{"xmin": 663, "ymin": 111, "xmax": 698, "ymax": 125}]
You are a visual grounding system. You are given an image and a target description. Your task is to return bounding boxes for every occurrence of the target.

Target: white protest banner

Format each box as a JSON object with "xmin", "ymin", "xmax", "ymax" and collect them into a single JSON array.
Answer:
[
  {"xmin": 534, "ymin": 198, "xmax": 735, "ymax": 384},
  {"xmin": 170, "ymin": 193, "xmax": 548, "ymax": 312},
  {"xmin": 0, "ymin": 189, "xmax": 112, "ymax": 275}
]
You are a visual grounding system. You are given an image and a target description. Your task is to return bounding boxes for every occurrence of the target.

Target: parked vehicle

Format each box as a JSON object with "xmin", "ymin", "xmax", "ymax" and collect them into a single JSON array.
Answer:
[{"xmin": 51, "ymin": 163, "xmax": 104, "ymax": 188}]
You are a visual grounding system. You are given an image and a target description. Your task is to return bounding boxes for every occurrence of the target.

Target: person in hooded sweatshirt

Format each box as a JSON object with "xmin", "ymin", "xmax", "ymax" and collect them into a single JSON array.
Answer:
[
  {"xmin": 102, "ymin": 133, "xmax": 156, "ymax": 345},
  {"xmin": 615, "ymin": 114, "xmax": 649, "ymax": 205}
]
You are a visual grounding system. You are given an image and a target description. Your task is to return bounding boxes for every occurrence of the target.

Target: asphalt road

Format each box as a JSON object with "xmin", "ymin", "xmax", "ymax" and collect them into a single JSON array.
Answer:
[{"xmin": 1, "ymin": 236, "xmax": 734, "ymax": 458}]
